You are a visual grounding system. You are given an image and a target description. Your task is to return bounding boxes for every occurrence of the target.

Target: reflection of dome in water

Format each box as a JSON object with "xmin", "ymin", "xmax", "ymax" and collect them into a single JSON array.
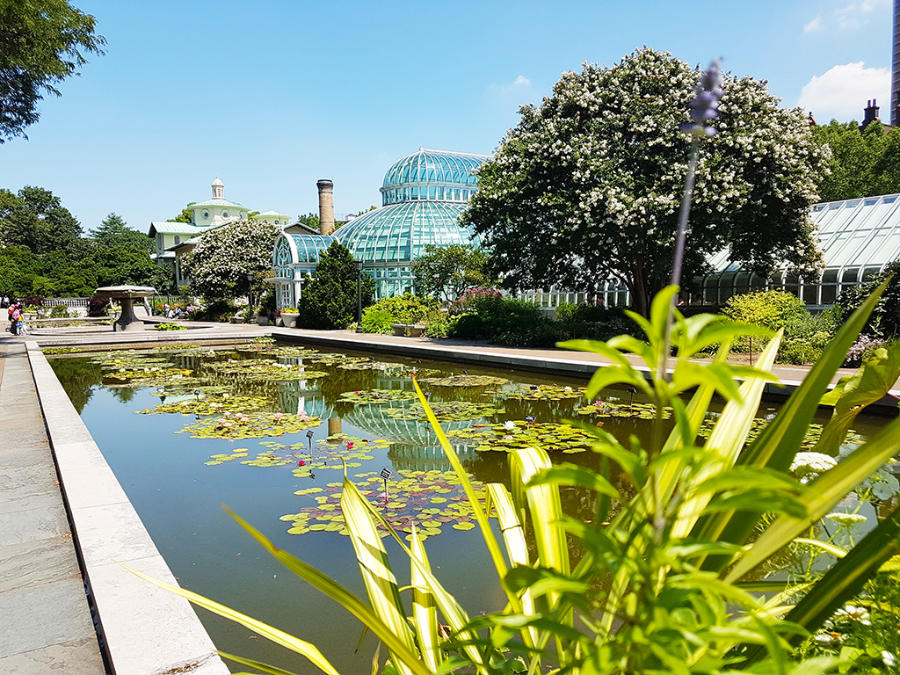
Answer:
[
  {"xmin": 345, "ymin": 405, "xmax": 480, "ymax": 471},
  {"xmin": 277, "ymin": 385, "xmax": 333, "ymax": 419}
]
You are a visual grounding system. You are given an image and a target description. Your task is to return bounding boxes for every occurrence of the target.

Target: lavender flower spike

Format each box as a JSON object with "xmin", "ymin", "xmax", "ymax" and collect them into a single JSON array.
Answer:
[{"xmin": 683, "ymin": 59, "xmax": 723, "ymax": 137}]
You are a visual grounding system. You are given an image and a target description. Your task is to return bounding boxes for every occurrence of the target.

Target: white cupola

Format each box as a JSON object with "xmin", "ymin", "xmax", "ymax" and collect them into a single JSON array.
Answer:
[{"xmin": 211, "ymin": 176, "xmax": 224, "ymax": 199}]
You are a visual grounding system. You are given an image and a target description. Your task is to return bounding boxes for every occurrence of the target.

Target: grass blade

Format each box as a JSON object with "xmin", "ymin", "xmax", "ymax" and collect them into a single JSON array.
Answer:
[
  {"xmin": 409, "ymin": 525, "xmax": 442, "ymax": 671},
  {"xmin": 726, "ymin": 415, "xmax": 900, "ymax": 582},
  {"xmin": 126, "ymin": 565, "xmax": 340, "ymax": 675},
  {"xmin": 218, "ymin": 651, "xmax": 300, "ymax": 675},
  {"xmin": 223, "ymin": 507, "xmax": 432, "ymax": 675},
  {"xmin": 744, "ymin": 504, "xmax": 900, "ymax": 664},
  {"xmin": 339, "ymin": 471, "xmax": 420, "ymax": 675}
]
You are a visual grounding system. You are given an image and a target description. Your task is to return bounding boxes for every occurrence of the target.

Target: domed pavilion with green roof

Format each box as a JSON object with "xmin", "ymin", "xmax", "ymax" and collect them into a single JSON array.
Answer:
[{"xmin": 271, "ymin": 148, "xmax": 487, "ymax": 307}]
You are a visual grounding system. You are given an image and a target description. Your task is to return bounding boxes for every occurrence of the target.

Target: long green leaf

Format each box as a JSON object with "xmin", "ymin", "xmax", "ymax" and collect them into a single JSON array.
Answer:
[
  {"xmin": 218, "ymin": 651, "xmax": 300, "ymax": 675},
  {"xmin": 223, "ymin": 508, "xmax": 432, "ymax": 675},
  {"xmin": 126, "ymin": 565, "xmax": 340, "ymax": 675},
  {"xmin": 487, "ymin": 484, "xmax": 538, "ymax": 647},
  {"xmin": 814, "ymin": 341, "xmax": 900, "ymax": 457},
  {"xmin": 744, "ymin": 504, "xmax": 900, "ymax": 664},
  {"xmin": 726, "ymin": 415, "xmax": 900, "ymax": 582},
  {"xmin": 672, "ymin": 332, "xmax": 781, "ymax": 539},
  {"xmin": 707, "ymin": 280, "xmax": 889, "ymax": 567},
  {"xmin": 410, "ymin": 525, "xmax": 442, "ymax": 672},
  {"xmin": 340, "ymin": 471, "xmax": 420, "ymax": 675}
]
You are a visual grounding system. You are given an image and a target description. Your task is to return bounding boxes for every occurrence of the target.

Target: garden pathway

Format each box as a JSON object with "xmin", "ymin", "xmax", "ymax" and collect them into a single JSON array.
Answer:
[{"xmin": 0, "ymin": 340, "xmax": 106, "ymax": 673}]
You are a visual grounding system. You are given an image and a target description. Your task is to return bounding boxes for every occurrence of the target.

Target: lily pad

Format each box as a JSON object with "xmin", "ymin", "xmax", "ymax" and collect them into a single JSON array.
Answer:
[
  {"xmin": 103, "ymin": 367, "xmax": 193, "ymax": 384},
  {"xmin": 208, "ymin": 359, "xmax": 327, "ymax": 381},
  {"xmin": 504, "ymin": 384, "xmax": 586, "ymax": 401},
  {"xmin": 577, "ymin": 400, "xmax": 670, "ymax": 420},
  {"xmin": 419, "ymin": 375, "xmax": 509, "ymax": 387},
  {"xmin": 385, "ymin": 401, "xmax": 505, "ymax": 422},
  {"xmin": 337, "ymin": 389, "xmax": 418, "ymax": 405},
  {"xmin": 136, "ymin": 395, "xmax": 270, "ymax": 416},
  {"xmin": 448, "ymin": 420, "xmax": 595, "ymax": 454},
  {"xmin": 177, "ymin": 412, "xmax": 320, "ymax": 439}
]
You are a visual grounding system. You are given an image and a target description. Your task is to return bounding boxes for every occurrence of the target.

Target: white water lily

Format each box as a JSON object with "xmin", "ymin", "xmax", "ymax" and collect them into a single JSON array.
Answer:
[
  {"xmin": 882, "ymin": 651, "xmax": 896, "ymax": 667},
  {"xmin": 834, "ymin": 604, "xmax": 871, "ymax": 626},
  {"xmin": 503, "ymin": 420, "xmax": 516, "ymax": 431}
]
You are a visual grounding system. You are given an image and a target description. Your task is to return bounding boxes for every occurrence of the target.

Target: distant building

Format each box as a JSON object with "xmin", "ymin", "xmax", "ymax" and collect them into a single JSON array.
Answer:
[
  {"xmin": 270, "ymin": 148, "xmax": 487, "ymax": 308},
  {"xmin": 148, "ymin": 178, "xmax": 290, "ymax": 287}
]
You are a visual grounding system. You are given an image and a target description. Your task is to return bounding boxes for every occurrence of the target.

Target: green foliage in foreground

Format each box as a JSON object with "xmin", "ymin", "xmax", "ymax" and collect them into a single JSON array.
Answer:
[
  {"xmin": 139, "ymin": 283, "xmax": 900, "ymax": 674},
  {"xmin": 838, "ymin": 260, "xmax": 900, "ymax": 341}
]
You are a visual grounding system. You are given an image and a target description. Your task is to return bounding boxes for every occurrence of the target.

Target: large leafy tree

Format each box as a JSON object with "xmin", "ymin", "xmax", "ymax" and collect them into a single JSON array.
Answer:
[
  {"xmin": 0, "ymin": 0, "xmax": 105, "ymax": 142},
  {"xmin": 411, "ymin": 244, "xmax": 491, "ymax": 302},
  {"xmin": 297, "ymin": 241, "xmax": 374, "ymax": 329},
  {"xmin": 464, "ymin": 48, "xmax": 828, "ymax": 316},
  {"xmin": 181, "ymin": 219, "xmax": 280, "ymax": 300},
  {"xmin": 90, "ymin": 213, "xmax": 168, "ymax": 289},
  {"xmin": 812, "ymin": 121, "xmax": 900, "ymax": 201},
  {"xmin": 0, "ymin": 185, "xmax": 82, "ymax": 253}
]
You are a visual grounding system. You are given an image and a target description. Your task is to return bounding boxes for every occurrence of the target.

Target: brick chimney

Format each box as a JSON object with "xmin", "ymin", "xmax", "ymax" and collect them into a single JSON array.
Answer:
[
  {"xmin": 316, "ymin": 179, "xmax": 335, "ymax": 236},
  {"xmin": 862, "ymin": 99, "xmax": 880, "ymax": 130}
]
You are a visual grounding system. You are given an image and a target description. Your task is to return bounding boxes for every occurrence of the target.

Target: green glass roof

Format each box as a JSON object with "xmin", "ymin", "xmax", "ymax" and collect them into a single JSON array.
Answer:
[{"xmin": 335, "ymin": 201, "xmax": 480, "ymax": 264}]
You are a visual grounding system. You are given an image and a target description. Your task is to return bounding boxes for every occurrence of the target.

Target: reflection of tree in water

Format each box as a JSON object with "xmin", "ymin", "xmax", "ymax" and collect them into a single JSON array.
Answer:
[{"xmin": 48, "ymin": 357, "xmax": 103, "ymax": 413}]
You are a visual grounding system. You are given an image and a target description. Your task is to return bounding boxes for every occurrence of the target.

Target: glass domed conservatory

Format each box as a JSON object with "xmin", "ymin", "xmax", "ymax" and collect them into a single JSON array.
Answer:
[{"xmin": 270, "ymin": 149, "xmax": 487, "ymax": 306}]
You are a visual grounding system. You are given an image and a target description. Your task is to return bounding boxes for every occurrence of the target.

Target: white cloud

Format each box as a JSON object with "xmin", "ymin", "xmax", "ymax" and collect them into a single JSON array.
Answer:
[
  {"xmin": 490, "ymin": 74, "xmax": 533, "ymax": 95},
  {"xmin": 804, "ymin": 16, "xmax": 822, "ymax": 32},
  {"xmin": 798, "ymin": 61, "xmax": 890, "ymax": 122},
  {"xmin": 806, "ymin": 0, "xmax": 889, "ymax": 32}
]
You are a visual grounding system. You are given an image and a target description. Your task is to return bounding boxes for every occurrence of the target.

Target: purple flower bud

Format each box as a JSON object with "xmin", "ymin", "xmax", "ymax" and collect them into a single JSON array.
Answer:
[{"xmin": 684, "ymin": 58, "xmax": 723, "ymax": 137}]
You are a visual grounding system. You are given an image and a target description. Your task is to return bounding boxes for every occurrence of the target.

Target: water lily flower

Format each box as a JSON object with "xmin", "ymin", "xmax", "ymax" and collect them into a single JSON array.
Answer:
[
  {"xmin": 274, "ymin": 412, "xmax": 284, "ymax": 420},
  {"xmin": 503, "ymin": 420, "xmax": 516, "ymax": 431},
  {"xmin": 223, "ymin": 412, "xmax": 231, "ymax": 418},
  {"xmin": 882, "ymin": 651, "xmax": 896, "ymax": 668},
  {"xmin": 298, "ymin": 460, "xmax": 306, "ymax": 467},
  {"xmin": 347, "ymin": 442, "xmax": 355, "ymax": 450},
  {"xmin": 835, "ymin": 604, "xmax": 871, "ymax": 626}
]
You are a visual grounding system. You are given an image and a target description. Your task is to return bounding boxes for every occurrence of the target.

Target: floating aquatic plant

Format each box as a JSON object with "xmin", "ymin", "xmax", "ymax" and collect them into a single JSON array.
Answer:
[
  {"xmin": 338, "ymin": 361, "xmax": 407, "ymax": 371},
  {"xmin": 136, "ymin": 395, "xmax": 270, "ymax": 416},
  {"xmin": 502, "ymin": 384, "xmax": 586, "ymax": 401},
  {"xmin": 43, "ymin": 346, "xmax": 85, "ymax": 355},
  {"xmin": 305, "ymin": 353, "xmax": 370, "ymax": 366},
  {"xmin": 448, "ymin": 420, "xmax": 595, "ymax": 454},
  {"xmin": 696, "ymin": 416, "xmax": 864, "ymax": 452},
  {"xmin": 280, "ymin": 468, "xmax": 490, "ymax": 540},
  {"xmin": 204, "ymin": 448, "xmax": 250, "ymax": 465},
  {"xmin": 576, "ymin": 400, "xmax": 671, "ymax": 420},
  {"xmin": 177, "ymin": 411, "xmax": 320, "ymax": 439},
  {"xmin": 419, "ymin": 374, "xmax": 509, "ymax": 387},
  {"xmin": 102, "ymin": 367, "xmax": 193, "ymax": 384},
  {"xmin": 337, "ymin": 389, "xmax": 418, "ymax": 404},
  {"xmin": 385, "ymin": 401, "xmax": 505, "ymax": 422},
  {"xmin": 207, "ymin": 359, "xmax": 327, "ymax": 381}
]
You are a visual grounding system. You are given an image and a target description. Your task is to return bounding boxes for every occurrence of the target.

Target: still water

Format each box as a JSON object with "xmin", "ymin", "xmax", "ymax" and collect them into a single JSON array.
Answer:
[{"xmin": 48, "ymin": 341, "xmax": 883, "ymax": 673}]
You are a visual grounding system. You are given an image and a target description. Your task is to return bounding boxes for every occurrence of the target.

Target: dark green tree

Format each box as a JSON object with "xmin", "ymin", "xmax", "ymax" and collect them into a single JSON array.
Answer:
[
  {"xmin": 92, "ymin": 212, "xmax": 151, "ymax": 249},
  {"xmin": 171, "ymin": 205, "xmax": 194, "ymax": 223},
  {"xmin": 411, "ymin": 244, "xmax": 491, "ymax": 302},
  {"xmin": 0, "ymin": 185, "xmax": 82, "ymax": 253},
  {"xmin": 837, "ymin": 261, "xmax": 900, "ymax": 339},
  {"xmin": 811, "ymin": 121, "xmax": 900, "ymax": 201},
  {"xmin": 463, "ymin": 48, "xmax": 827, "ymax": 316},
  {"xmin": 298, "ymin": 212, "xmax": 319, "ymax": 230},
  {"xmin": 0, "ymin": 0, "xmax": 105, "ymax": 142},
  {"xmin": 297, "ymin": 242, "xmax": 374, "ymax": 329}
]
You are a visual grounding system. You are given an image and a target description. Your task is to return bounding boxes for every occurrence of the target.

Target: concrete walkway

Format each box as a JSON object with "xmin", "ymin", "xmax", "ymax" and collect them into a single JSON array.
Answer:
[{"xmin": 0, "ymin": 343, "xmax": 105, "ymax": 673}]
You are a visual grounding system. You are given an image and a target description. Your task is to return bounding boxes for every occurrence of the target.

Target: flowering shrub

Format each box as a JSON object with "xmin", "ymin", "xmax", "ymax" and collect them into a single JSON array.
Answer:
[
  {"xmin": 448, "ymin": 286, "xmax": 502, "ymax": 316},
  {"xmin": 845, "ymin": 334, "xmax": 887, "ymax": 367},
  {"xmin": 359, "ymin": 294, "xmax": 439, "ymax": 334}
]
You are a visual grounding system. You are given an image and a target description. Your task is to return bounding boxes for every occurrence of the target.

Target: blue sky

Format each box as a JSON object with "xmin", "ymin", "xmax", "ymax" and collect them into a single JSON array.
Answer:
[{"xmin": 0, "ymin": 0, "xmax": 893, "ymax": 233}]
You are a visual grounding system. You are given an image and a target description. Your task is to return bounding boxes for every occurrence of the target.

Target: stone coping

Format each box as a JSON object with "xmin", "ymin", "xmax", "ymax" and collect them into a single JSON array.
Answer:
[{"xmin": 25, "ymin": 343, "xmax": 229, "ymax": 675}]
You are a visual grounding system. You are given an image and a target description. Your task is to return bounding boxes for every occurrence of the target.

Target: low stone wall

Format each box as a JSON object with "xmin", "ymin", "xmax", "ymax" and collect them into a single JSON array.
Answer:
[{"xmin": 25, "ymin": 343, "xmax": 228, "ymax": 674}]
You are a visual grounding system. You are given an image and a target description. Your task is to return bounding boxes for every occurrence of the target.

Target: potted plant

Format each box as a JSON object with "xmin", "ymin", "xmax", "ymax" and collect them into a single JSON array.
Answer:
[{"xmin": 280, "ymin": 307, "xmax": 300, "ymax": 328}]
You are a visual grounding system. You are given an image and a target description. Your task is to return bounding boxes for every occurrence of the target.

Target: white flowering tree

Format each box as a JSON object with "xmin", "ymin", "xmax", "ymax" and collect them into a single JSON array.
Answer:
[
  {"xmin": 181, "ymin": 219, "xmax": 280, "ymax": 301},
  {"xmin": 463, "ymin": 48, "xmax": 829, "ymax": 316}
]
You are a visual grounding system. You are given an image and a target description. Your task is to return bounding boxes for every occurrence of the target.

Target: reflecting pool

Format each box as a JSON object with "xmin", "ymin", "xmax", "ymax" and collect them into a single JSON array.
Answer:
[{"xmin": 48, "ymin": 340, "xmax": 883, "ymax": 673}]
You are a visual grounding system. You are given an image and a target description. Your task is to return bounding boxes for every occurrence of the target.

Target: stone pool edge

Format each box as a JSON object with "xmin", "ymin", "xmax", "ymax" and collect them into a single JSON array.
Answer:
[{"xmin": 25, "ymin": 342, "xmax": 230, "ymax": 675}]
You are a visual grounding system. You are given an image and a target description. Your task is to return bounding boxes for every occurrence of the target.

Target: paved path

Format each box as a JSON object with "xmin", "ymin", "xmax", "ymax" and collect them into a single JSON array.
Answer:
[{"xmin": 0, "ymin": 342, "xmax": 105, "ymax": 673}]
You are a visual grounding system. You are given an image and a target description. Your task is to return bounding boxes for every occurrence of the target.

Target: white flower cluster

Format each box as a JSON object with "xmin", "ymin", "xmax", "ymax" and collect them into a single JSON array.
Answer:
[{"xmin": 789, "ymin": 451, "xmax": 837, "ymax": 483}]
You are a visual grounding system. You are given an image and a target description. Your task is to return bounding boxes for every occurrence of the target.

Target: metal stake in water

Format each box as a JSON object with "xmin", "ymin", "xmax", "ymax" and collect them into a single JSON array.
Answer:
[
  {"xmin": 380, "ymin": 467, "xmax": 393, "ymax": 505},
  {"xmin": 306, "ymin": 429, "xmax": 314, "ymax": 461}
]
